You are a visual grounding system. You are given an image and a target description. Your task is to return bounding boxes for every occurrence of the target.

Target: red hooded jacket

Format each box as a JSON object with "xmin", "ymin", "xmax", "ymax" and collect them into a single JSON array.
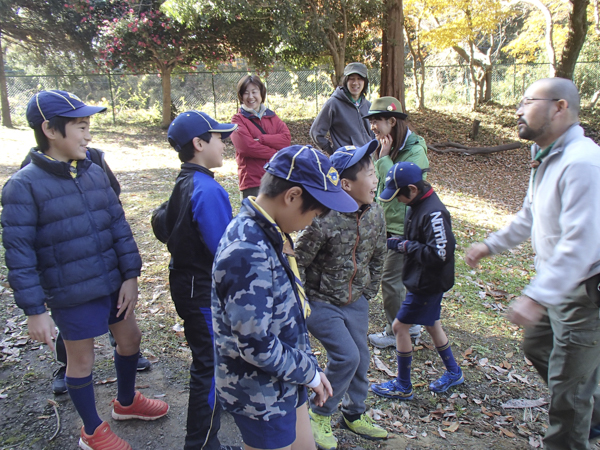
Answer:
[{"xmin": 231, "ymin": 108, "xmax": 291, "ymax": 191}]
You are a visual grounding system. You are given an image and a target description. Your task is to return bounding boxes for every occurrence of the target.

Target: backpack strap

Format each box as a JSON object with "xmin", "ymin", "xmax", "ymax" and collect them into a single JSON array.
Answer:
[{"xmin": 248, "ymin": 119, "xmax": 267, "ymax": 134}]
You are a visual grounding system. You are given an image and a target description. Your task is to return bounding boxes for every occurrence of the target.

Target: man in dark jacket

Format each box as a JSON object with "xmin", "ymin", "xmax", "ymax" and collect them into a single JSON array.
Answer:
[
  {"xmin": 310, "ymin": 63, "xmax": 375, "ymax": 155},
  {"xmin": 151, "ymin": 110, "xmax": 239, "ymax": 450}
]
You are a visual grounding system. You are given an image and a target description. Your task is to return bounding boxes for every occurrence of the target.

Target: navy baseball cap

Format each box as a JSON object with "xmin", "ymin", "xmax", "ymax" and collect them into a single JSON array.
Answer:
[
  {"xmin": 330, "ymin": 139, "xmax": 379, "ymax": 175},
  {"xmin": 26, "ymin": 90, "xmax": 107, "ymax": 128},
  {"xmin": 263, "ymin": 145, "xmax": 358, "ymax": 213},
  {"xmin": 168, "ymin": 110, "xmax": 238, "ymax": 151},
  {"xmin": 379, "ymin": 162, "xmax": 424, "ymax": 202}
]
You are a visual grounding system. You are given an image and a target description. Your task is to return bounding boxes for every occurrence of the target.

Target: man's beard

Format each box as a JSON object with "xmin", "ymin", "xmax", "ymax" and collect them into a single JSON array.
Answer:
[{"xmin": 518, "ymin": 119, "xmax": 550, "ymax": 141}]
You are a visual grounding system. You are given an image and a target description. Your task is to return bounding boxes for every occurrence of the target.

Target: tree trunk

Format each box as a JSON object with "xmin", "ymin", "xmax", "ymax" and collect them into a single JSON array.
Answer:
[
  {"xmin": 594, "ymin": 0, "xmax": 600, "ymax": 35},
  {"xmin": 520, "ymin": 0, "xmax": 556, "ymax": 76},
  {"xmin": 484, "ymin": 66, "xmax": 492, "ymax": 101},
  {"xmin": 404, "ymin": 20, "xmax": 425, "ymax": 110},
  {"xmin": 555, "ymin": 0, "xmax": 590, "ymax": 79},
  {"xmin": 380, "ymin": 0, "xmax": 405, "ymax": 111},
  {"xmin": 468, "ymin": 42, "xmax": 479, "ymax": 109},
  {"xmin": 160, "ymin": 66, "xmax": 173, "ymax": 129},
  {"xmin": 0, "ymin": 33, "xmax": 13, "ymax": 129}
]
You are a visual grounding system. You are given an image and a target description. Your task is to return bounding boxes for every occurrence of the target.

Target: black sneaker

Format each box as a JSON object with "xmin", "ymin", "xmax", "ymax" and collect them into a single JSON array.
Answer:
[
  {"xmin": 137, "ymin": 355, "xmax": 152, "ymax": 371},
  {"xmin": 52, "ymin": 366, "xmax": 67, "ymax": 395}
]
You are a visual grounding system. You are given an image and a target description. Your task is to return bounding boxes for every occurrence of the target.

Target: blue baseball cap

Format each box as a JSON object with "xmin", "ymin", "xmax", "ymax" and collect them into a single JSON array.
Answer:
[
  {"xmin": 26, "ymin": 90, "xmax": 107, "ymax": 128},
  {"xmin": 168, "ymin": 110, "xmax": 238, "ymax": 151},
  {"xmin": 379, "ymin": 162, "xmax": 424, "ymax": 202},
  {"xmin": 263, "ymin": 145, "xmax": 358, "ymax": 213},
  {"xmin": 330, "ymin": 139, "xmax": 379, "ymax": 174}
]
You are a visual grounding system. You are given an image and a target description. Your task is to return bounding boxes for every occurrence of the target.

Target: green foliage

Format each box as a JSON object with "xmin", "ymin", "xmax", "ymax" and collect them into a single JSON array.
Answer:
[{"xmin": 94, "ymin": 0, "xmax": 230, "ymax": 73}]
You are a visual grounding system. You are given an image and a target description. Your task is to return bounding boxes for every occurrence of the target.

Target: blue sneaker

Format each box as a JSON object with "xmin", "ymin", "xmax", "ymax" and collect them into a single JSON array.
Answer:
[
  {"xmin": 370, "ymin": 379, "xmax": 413, "ymax": 400},
  {"xmin": 429, "ymin": 369, "xmax": 464, "ymax": 393}
]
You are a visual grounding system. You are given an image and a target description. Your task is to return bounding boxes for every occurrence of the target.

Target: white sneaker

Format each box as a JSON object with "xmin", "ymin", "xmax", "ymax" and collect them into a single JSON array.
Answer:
[{"xmin": 368, "ymin": 331, "xmax": 396, "ymax": 348}]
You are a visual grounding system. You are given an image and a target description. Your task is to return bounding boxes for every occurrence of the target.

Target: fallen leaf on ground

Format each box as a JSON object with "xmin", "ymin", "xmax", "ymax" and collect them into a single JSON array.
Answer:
[
  {"xmin": 438, "ymin": 426, "xmax": 447, "ymax": 439},
  {"xmin": 372, "ymin": 355, "xmax": 396, "ymax": 377},
  {"xmin": 96, "ymin": 377, "xmax": 117, "ymax": 385},
  {"xmin": 444, "ymin": 422, "xmax": 460, "ymax": 432},
  {"xmin": 500, "ymin": 398, "xmax": 548, "ymax": 409},
  {"xmin": 500, "ymin": 427, "xmax": 516, "ymax": 438}
]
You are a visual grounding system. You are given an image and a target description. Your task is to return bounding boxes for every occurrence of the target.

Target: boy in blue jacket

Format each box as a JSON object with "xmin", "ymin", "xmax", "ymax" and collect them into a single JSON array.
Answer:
[
  {"xmin": 212, "ymin": 146, "xmax": 358, "ymax": 450},
  {"xmin": 1, "ymin": 90, "xmax": 168, "ymax": 450},
  {"xmin": 151, "ymin": 110, "xmax": 238, "ymax": 450},
  {"xmin": 370, "ymin": 162, "xmax": 463, "ymax": 401}
]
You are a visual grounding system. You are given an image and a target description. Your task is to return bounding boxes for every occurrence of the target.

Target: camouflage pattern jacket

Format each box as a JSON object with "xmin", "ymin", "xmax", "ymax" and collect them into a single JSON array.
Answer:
[
  {"xmin": 295, "ymin": 203, "xmax": 387, "ymax": 306},
  {"xmin": 211, "ymin": 199, "xmax": 320, "ymax": 420}
]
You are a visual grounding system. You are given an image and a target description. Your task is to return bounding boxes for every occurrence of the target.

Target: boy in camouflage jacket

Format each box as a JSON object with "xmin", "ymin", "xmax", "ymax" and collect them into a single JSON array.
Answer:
[
  {"xmin": 295, "ymin": 140, "xmax": 388, "ymax": 450},
  {"xmin": 212, "ymin": 145, "xmax": 358, "ymax": 450}
]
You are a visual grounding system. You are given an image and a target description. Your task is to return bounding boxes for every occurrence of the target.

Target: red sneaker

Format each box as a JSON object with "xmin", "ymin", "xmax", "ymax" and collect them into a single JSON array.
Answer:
[
  {"xmin": 111, "ymin": 391, "xmax": 169, "ymax": 421},
  {"xmin": 79, "ymin": 421, "xmax": 131, "ymax": 450}
]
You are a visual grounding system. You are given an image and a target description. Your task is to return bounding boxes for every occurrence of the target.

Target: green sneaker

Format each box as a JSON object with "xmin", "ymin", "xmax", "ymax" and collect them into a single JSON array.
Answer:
[
  {"xmin": 308, "ymin": 409, "xmax": 337, "ymax": 450},
  {"xmin": 343, "ymin": 413, "xmax": 388, "ymax": 440}
]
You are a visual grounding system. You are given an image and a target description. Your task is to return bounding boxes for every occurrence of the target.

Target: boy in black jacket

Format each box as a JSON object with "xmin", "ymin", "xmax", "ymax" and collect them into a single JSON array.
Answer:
[
  {"xmin": 151, "ymin": 110, "xmax": 238, "ymax": 450},
  {"xmin": 370, "ymin": 162, "xmax": 463, "ymax": 400}
]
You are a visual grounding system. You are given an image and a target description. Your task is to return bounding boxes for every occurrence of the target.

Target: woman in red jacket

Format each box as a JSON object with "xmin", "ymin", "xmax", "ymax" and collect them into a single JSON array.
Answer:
[{"xmin": 231, "ymin": 75, "xmax": 292, "ymax": 198}]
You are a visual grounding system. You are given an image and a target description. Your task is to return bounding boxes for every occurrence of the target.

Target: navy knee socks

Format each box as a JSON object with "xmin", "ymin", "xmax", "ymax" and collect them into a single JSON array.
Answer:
[
  {"xmin": 66, "ymin": 374, "xmax": 102, "ymax": 435},
  {"xmin": 114, "ymin": 350, "xmax": 139, "ymax": 406},
  {"xmin": 396, "ymin": 350, "xmax": 413, "ymax": 388},
  {"xmin": 436, "ymin": 341, "xmax": 459, "ymax": 374}
]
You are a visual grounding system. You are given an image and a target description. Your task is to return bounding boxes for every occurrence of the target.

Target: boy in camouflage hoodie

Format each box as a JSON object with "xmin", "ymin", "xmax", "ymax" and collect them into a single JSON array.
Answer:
[
  {"xmin": 295, "ymin": 140, "xmax": 388, "ymax": 450},
  {"xmin": 212, "ymin": 145, "xmax": 358, "ymax": 450}
]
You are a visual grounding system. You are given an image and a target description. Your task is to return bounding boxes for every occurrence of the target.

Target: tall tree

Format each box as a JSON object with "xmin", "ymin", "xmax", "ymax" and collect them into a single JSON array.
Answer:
[
  {"xmin": 0, "ymin": 0, "xmax": 100, "ymax": 127},
  {"xmin": 421, "ymin": 0, "xmax": 508, "ymax": 108},
  {"xmin": 164, "ymin": 0, "xmax": 382, "ymax": 87},
  {"xmin": 95, "ymin": 0, "xmax": 230, "ymax": 128},
  {"xmin": 380, "ymin": 0, "xmax": 405, "ymax": 109},
  {"xmin": 505, "ymin": 0, "xmax": 591, "ymax": 79}
]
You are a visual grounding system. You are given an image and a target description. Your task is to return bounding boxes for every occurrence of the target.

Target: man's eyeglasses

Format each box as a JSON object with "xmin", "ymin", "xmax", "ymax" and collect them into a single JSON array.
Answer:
[{"xmin": 516, "ymin": 97, "xmax": 561, "ymax": 111}]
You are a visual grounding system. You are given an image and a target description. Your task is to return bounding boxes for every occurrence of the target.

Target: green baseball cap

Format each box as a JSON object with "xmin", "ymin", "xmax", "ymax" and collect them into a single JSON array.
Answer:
[{"xmin": 363, "ymin": 96, "xmax": 407, "ymax": 120}]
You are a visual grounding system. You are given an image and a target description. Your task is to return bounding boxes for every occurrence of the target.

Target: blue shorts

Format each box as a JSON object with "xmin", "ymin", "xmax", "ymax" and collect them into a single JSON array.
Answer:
[
  {"xmin": 395, "ymin": 291, "xmax": 444, "ymax": 326},
  {"xmin": 51, "ymin": 290, "xmax": 124, "ymax": 341},
  {"xmin": 232, "ymin": 387, "xmax": 308, "ymax": 449}
]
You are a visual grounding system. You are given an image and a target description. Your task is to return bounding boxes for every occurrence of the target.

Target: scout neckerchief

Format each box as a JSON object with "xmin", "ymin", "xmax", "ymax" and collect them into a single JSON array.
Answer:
[
  {"xmin": 248, "ymin": 197, "xmax": 311, "ymax": 318},
  {"xmin": 528, "ymin": 141, "xmax": 555, "ymax": 203},
  {"xmin": 530, "ymin": 142, "xmax": 555, "ymax": 169},
  {"xmin": 36, "ymin": 150, "xmax": 78, "ymax": 178},
  {"xmin": 344, "ymin": 90, "xmax": 362, "ymax": 107}
]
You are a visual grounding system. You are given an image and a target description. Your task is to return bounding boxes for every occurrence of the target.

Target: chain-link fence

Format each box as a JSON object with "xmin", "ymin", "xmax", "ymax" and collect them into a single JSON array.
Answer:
[
  {"xmin": 404, "ymin": 62, "xmax": 600, "ymax": 110},
  {"xmin": 5, "ymin": 62, "xmax": 599, "ymax": 126}
]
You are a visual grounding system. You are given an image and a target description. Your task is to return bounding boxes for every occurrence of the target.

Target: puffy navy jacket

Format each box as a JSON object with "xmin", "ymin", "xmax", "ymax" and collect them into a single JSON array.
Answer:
[{"xmin": 1, "ymin": 150, "xmax": 141, "ymax": 315}]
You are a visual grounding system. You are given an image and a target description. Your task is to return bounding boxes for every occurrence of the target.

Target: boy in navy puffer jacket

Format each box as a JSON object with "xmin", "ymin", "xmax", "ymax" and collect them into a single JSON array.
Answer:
[{"xmin": 1, "ymin": 90, "xmax": 168, "ymax": 450}]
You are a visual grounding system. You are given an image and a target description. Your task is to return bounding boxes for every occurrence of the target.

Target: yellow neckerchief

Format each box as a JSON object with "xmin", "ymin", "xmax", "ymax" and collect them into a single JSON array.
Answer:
[
  {"xmin": 35, "ymin": 150, "xmax": 78, "ymax": 179},
  {"xmin": 248, "ymin": 197, "xmax": 311, "ymax": 318}
]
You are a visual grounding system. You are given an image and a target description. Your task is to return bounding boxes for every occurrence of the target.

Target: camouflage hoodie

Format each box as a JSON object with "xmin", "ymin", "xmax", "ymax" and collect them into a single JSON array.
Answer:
[
  {"xmin": 211, "ymin": 199, "xmax": 320, "ymax": 420},
  {"xmin": 295, "ymin": 203, "xmax": 387, "ymax": 306}
]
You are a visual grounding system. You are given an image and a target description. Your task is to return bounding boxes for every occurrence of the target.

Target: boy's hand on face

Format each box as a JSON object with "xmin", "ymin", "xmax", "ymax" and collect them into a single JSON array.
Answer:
[
  {"xmin": 27, "ymin": 312, "xmax": 57, "ymax": 352},
  {"xmin": 116, "ymin": 277, "xmax": 139, "ymax": 320},
  {"xmin": 312, "ymin": 372, "xmax": 333, "ymax": 407}
]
